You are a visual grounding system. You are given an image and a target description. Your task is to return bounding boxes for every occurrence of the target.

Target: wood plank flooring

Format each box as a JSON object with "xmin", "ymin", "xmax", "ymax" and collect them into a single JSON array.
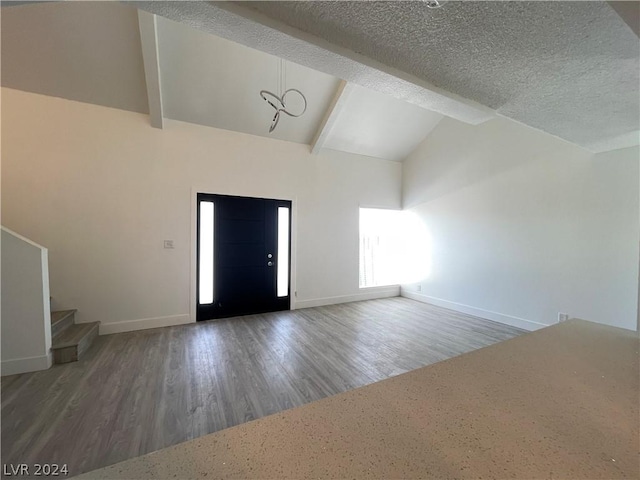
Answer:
[{"xmin": 1, "ymin": 298, "xmax": 525, "ymax": 478}]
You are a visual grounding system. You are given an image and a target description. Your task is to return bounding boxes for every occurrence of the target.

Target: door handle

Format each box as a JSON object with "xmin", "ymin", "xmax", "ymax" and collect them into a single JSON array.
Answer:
[{"xmin": 268, "ymin": 261, "xmax": 274, "ymax": 267}]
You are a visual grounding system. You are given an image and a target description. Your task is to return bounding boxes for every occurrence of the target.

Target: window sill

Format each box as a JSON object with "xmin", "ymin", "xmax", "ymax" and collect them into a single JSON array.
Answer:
[{"xmin": 359, "ymin": 284, "xmax": 400, "ymax": 290}]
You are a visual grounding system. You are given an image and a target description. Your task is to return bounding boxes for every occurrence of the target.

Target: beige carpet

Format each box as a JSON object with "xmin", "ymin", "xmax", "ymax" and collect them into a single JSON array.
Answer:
[{"xmin": 77, "ymin": 319, "xmax": 639, "ymax": 479}]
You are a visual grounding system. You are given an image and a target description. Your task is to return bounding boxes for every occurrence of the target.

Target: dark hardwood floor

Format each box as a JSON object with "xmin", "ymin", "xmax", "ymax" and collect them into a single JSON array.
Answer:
[{"xmin": 1, "ymin": 297, "xmax": 525, "ymax": 477}]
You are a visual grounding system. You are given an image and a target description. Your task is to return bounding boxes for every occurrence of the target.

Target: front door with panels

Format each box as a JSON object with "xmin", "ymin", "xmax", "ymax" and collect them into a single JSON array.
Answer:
[{"xmin": 197, "ymin": 193, "xmax": 291, "ymax": 321}]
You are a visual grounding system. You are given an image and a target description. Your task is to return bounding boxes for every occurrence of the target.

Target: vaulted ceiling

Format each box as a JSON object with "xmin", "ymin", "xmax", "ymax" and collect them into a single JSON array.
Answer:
[
  {"xmin": 2, "ymin": 0, "xmax": 639, "ymax": 158},
  {"xmin": 242, "ymin": 0, "xmax": 640, "ymax": 151}
]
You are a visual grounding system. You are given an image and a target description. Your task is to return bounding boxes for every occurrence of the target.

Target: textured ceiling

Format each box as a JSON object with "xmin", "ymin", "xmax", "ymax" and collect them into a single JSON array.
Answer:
[
  {"xmin": 243, "ymin": 1, "xmax": 639, "ymax": 151},
  {"xmin": 131, "ymin": 0, "xmax": 495, "ymax": 125},
  {"xmin": 3, "ymin": 1, "xmax": 637, "ymax": 155},
  {"xmin": 1, "ymin": 1, "xmax": 148, "ymax": 114},
  {"xmin": 2, "ymin": 1, "xmax": 442, "ymax": 160}
]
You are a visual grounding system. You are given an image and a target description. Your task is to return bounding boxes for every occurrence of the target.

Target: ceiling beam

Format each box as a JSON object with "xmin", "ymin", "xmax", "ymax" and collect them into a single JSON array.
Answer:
[
  {"xmin": 130, "ymin": 1, "xmax": 494, "ymax": 126},
  {"xmin": 310, "ymin": 80, "xmax": 354, "ymax": 154},
  {"xmin": 137, "ymin": 10, "xmax": 164, "ymax": 129}
]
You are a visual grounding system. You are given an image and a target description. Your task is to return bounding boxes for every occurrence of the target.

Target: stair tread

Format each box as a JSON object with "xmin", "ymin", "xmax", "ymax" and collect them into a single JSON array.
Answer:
[
  {"xmin": 51, "ymin": 309, "xmax": 77, "ymax": 326},
  {"xmin": 52, "ymin": 322, "xmax": 99, "ymax": 349}
]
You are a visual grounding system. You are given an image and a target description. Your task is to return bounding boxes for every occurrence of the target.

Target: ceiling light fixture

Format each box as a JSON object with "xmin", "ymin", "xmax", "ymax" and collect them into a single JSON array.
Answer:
[
  {"xmin": 423, "ymin": 0, "xmax": 447, "ymax": 8},
  {"xmin": 260, "ymin": 59, "xmax": 307, "ymax": 133}
]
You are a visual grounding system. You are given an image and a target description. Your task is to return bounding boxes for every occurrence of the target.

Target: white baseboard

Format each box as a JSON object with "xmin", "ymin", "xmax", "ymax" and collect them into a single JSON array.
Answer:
[
  {"xmin": 294, "ymin": 286, "xmax": 400, "ymax": 310},
  {"xmin": 1, "ymin": 352, "xmax": 52, "ymax": 376},
  {"xmin": 99, "ymin": 314, "xmax": 193, "ymax": 335},
  {"xmin": 400, "ymin": 289, "xmax": 547, "ymax": 332}
]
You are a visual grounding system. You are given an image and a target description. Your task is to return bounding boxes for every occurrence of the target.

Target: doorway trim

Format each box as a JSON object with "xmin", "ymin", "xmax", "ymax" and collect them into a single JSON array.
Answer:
[{"xmin": 189, "ymin": 186, "xmax": 298, "ymax": 323}]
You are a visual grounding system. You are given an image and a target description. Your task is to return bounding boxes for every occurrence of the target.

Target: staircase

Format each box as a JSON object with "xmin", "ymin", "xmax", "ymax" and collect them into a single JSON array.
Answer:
[
  {"xmin": 1, "ymin": 226, "xmax": 101, "ymax": 374},
  {"xmin": 50, "ymin": 309, "xmax": 100, "ymax": 364}
]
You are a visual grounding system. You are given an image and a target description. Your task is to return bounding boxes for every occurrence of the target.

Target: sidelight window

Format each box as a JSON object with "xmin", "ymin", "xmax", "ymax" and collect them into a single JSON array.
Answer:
[
  {"xmin": 199, "ymin": 201, "xmax": 214, "ymax": 304},
  {"xmin": 277, "ymin": 206, "xmax": 290, "ymax": 297}
]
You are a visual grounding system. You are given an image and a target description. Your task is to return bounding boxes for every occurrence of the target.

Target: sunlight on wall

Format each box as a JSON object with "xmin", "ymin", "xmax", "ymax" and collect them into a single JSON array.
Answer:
[
  {"xmin": 398, "ymin": 211, "xmax": 432, "ymax": 284},
  {"xmin": 359, "ymin": 208, "xmax": 432, "ymax": 287}
]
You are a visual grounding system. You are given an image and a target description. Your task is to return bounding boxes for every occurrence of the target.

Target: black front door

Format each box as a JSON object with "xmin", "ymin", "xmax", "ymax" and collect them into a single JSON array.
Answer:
[{"xmin": 196, "ymin": 193, "xmax": 291, "ymax": 321}]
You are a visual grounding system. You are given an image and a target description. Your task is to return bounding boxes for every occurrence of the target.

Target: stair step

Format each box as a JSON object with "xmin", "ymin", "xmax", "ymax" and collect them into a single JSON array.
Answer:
[
  {"xmin": 51, "ymin": 322, "xmax": 100, "ymax": 364},
  {"xmin": 51, "ymin": 309, "xmax": 76, "ymax": 337}
]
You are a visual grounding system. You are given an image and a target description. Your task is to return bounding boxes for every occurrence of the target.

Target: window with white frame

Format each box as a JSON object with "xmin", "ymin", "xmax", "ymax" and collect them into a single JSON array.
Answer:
[{"xmin": 359, "ymin": 208, "xmax": 403, "ymax": 288}]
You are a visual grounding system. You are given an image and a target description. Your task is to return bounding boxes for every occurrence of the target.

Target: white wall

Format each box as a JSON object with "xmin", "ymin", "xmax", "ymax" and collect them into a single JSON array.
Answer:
[
  {"xmin": 402, "ymin": 116, "xmax": 640, "ymax": 331},
  {"xmin": 1, "ymin": 88, "xmax": 401, "ymax": 333},
  {"xmin": 1, "ymin": 227, "xmax": 52, "ymax": 375}
]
